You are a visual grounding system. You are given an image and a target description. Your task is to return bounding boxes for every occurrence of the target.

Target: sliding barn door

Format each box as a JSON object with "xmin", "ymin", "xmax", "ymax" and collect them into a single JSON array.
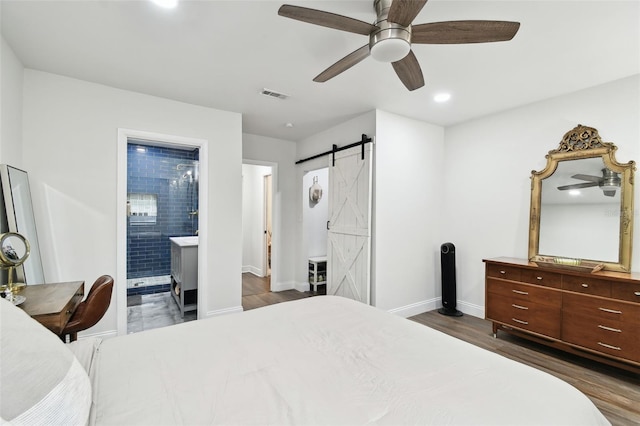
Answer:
[{"xmin": 327, "ymin": 144, "xmax": 372, "ymax": 304}]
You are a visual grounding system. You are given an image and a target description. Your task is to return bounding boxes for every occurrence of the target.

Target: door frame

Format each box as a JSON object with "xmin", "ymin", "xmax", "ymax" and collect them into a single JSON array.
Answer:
[
  {"xmin": 242, "ymin": 159, "xmax": 278, "ymax": 291},
  {"xmin": 117, "ymin": 128, "xmax": 209, "ymax": 336},
  {"xmin": 263, "ymin": 173, "xmax": 272, "ymax": 277}
]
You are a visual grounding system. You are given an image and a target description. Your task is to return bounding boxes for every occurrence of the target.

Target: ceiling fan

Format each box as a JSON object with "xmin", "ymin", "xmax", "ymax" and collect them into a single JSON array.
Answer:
[
  {"xmin": 278, "ymin": 0, "xmax": 520, "ymax": 91},
  {"xmin": 557, "ymin": 168, "xmax": 621, "ymax": 197}
]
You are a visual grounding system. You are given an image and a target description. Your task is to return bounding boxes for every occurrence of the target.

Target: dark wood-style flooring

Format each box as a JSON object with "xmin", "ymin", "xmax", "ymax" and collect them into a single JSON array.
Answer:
[
  {"xmin": 241, "ymin": 273, "xmax": 310, "ymax": 310},
  {"xmin": 243, "ymin": 276, "xmax": 639, "ymax": 425}
]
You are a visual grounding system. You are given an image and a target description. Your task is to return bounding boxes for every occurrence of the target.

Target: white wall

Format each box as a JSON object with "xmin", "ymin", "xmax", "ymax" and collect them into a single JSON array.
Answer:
[
  {"xmin": 242, "ymin": 163, "xmax": 272, "ymax": 275},
  {"xmin": 443, "ymin": 75, "xmax": 640, "ymax": 317},
  {"xmin": 303, "ymin": 167, "xmax": 328, "ymax": 259},
  {"xmin": 374, "ymin": 111, "xmax": 445, "ymax": 315},
  {"xmin": 22, "ymin": 70, "xmax": 243, "ymax": 336},
  {"xmin": 0, "ymin": 36, "xmax": 23, "ymax": 167},
  {"xmin": 242, "ymin": 133, "xmax": 297, "ymax": 290}
]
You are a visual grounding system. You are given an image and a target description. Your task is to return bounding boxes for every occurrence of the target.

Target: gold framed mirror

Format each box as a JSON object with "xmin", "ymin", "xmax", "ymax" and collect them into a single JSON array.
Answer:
[{"xmin": 529, "ymin": 125, "xmax": 635, "ymax": 272}]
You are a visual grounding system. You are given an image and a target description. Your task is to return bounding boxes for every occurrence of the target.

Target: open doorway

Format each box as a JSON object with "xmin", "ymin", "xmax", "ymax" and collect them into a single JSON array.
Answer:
[
  {"xmin": 125, "ymin": 141, "xmax": 199, "ymax": 333},
  {"xmin": 302, "ymin": 168, "xmax": 329, "ymax": 294},
  {"xmin": 241, "ymin": 161, "xmax": 284, "ymax": 309},
  {"xmin": 116, "ymin": 129, "xmax": 209, "ymax": 336}
]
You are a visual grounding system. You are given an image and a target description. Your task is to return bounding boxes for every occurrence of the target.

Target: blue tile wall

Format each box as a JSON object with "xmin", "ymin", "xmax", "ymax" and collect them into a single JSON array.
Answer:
[{"xmin": 127, "ymin": 143, "xmax": 199, "ymax": 280}]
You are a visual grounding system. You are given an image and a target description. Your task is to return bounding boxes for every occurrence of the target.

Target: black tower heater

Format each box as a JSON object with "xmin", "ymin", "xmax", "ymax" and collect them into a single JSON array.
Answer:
[{"xmin": 438, "ymin": 242, "xmax": 463, "ymax": 317}]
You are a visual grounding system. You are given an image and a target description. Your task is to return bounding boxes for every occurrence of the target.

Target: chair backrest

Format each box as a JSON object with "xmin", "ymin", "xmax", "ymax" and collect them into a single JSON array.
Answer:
[{"xmin": 64, "ymin": 275, "xmax": 114, "ymax": 334}]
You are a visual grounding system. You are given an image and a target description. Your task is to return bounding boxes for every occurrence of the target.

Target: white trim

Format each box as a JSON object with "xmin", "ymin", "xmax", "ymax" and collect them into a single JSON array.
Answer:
[
  {"xmin": 241, "ymin": 265, "xmax": 263, "ymax": 276},
  {"xmin": 456, "ymin": 300, "xmax": 485, "ymax": 318},
  {"xmin": 206, "ymin": 306, "xmax": 244, "ymax": 316},
  {"xmin": 293, "ymin": 280, "xmax": 310, "ymax": 293},
  {"xmin": 242, "ymin": 159, "xmax": 278, "ymax": 293},
  {"xmin": 270, "ymin": 280, "xmax": 296, "ymax": 292},
  {"xmin": 117, "ymin": 128, "xmax": 209, "ymax": 336},
  {"xmin": 387, "ymin": 298, "xmax": 439, "ymax": 318}
]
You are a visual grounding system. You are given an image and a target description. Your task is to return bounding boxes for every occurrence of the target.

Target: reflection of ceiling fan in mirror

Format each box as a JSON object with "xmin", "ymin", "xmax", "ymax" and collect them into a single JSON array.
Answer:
[
  {"xmin": 278, "ymin": 0, "xmax": 520, "ymax": 91},
  {"xmin": 557, "ymin": 168, "xmax": 621, "ymax": 197}
]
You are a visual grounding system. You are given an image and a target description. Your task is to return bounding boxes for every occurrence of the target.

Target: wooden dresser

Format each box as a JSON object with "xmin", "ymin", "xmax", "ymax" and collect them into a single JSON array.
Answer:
[{"xmin": 484, "ymin": 257, "xmax": 640, "ymax": 373}]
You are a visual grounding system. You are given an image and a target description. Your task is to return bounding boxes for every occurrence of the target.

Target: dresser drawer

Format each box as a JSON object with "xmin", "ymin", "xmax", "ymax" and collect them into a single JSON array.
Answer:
[
  {"xmin": 611, "ymin": 282, "xmax": 640, "ymax": 303},
  {"xmin": 521, "ymin": 269, "xmax": 562, "ymax": 289},
  {"xmin": 487, "ymin": 292, "xmax": 561, "ymax": 338},
  {"xmin": 562, "ymin": 275, "xmax": 611, "ymax": 297},
  {"xmin": 563, "ymin": 293, "xmax": 640, "ymax": 326},
  {"xmin": 563, "ymin": 313, "xmax": 640, "ymax": 363},
  {"xmin": 487, "ymin": 279, "xmax": 561, "ymax": 308},
  {"xmin": 486, "ymin": 264, "xmax": 521, "ymax": 281}
]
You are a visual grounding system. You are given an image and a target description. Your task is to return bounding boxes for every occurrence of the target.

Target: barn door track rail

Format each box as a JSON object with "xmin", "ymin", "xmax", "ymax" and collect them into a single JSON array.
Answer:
[{"xmin": 295, "ymin": 134, "xmax": 372, "ymax": 166}]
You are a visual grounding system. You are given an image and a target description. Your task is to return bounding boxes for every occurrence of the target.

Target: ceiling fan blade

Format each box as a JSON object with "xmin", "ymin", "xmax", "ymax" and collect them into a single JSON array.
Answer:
[
  {"xmin": 391, "ymin": 50, "xmax": 425, "ymax": 91},
  {"xmin": 387, "ymin": 0, "xmax": 428, "ymax": 27},
  {"xmin": 412, "ymin": 20, "xmax": 520, "ymax": 44},
  {"xmin": 314, "ymin": 44, "xmax": 371, "ymax": 83},
  {"xmin": 571, "ymin": 174, "xmax": 602, "ymax": 183},
  {"xmin": 557, "ymin": 182, "xmax": 598, "ymax": 191},
  {"xmin": 278, "ymin": 5, "xmax": 378, "ymax": 36}
]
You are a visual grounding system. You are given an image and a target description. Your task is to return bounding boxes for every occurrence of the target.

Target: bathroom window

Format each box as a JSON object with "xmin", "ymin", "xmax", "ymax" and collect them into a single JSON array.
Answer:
[{"xmin": 128, "ymin": 193, "xmax": 158, "ymax": 225}]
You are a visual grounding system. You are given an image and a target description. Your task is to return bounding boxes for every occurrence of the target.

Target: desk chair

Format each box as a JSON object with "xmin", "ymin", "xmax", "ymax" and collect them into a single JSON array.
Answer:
[{"xmin": 59, "ymin": 275, "xmax": 113, "ymax": 342}]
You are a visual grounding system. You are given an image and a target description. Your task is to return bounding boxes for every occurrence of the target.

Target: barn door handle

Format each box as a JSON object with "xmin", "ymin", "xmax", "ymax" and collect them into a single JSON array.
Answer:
[{"xmin": 327, "ymin": 221, "xmax": 330, "ymax": 230}]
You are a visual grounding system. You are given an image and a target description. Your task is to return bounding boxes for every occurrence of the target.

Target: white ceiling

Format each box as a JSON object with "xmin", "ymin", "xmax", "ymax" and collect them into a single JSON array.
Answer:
[{"xmin": 2, "ymin": 0, "xmax": 639, "ymax": 141}]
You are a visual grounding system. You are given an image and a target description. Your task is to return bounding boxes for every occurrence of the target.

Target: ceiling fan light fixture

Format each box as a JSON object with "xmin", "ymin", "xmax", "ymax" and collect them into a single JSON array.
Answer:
[{"xmin": 370, "ymin": 37, "xmax": 411, "ymax": 62}]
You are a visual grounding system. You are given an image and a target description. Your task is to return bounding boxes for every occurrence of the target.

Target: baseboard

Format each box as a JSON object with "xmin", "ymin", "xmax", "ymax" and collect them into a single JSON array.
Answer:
[
  {"xmin": 387, "ymin": 298, "xmax": 439, "ymax": 318},
  {"xmin": 241, "ymin": 265, "xmax": 263, "ymax": 276},
  {"xmin": 386, "ymin": 298, "xmax": 484, "ymax": 319},
  {"xmin": 456, "ymin": 300, "xmax": 484, "ymax": 318},
  {"xmin": 293, "ymin": 281, "xmax": 310, "ymax": 293},
  {"xmin": 271, "ymin": 280, "xmax": 297, "ymax": 292},
  {"xmin": 206, "ymin": 305, "xmax": 244, "ymax": 316}
]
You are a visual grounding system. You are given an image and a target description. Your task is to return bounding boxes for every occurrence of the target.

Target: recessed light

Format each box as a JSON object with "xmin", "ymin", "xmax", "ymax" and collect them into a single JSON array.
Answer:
[
  {"xmin": 434, "ymin": 93, "xmax": 451, "ymax": 103},
  {"xmin": 151, "ymin": 0, "xmax": 178, "ymax": 9},
  {"xmin": 285, "ymin": 123, "xmax": 294, "ymax": 128},
  {"xmin": 569, "ymin": 189, "xmax": 581, "ymax": 196}
]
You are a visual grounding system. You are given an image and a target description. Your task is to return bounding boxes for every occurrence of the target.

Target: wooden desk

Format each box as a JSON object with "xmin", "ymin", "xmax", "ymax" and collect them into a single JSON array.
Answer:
[{"xmin": 19, "ymin": 281, "xmax": 84, "ymax": 334}]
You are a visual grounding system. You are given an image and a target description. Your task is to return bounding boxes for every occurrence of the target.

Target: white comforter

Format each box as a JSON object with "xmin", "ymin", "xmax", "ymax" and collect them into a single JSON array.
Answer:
[{"xmin": 88, "ymin": 296, "xmax": 609, "ymax": 425}]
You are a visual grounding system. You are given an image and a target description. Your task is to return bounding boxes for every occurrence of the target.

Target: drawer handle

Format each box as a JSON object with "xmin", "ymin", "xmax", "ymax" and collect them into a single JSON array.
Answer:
[
  {"xmin": 512, "ymin": 318, "xmax": 529, "ymax": 325},
  {"xmin": 598, "ymin": 325, "xmax": 622, "ymax": 333},
  {"xmin": 512, "ymin": 290, "xmax": 529, "ymax": 295},
  {"xmin": 536, "ymin": 276, "xmax": 543, "ymax": 280},
  {"xmin": 598, "ymin": 307, "xmax": 622, "ymax": 314},
  {"xmin": 635, "ymin": 292, "xmax": 640, "ymax": 296},
  {"xmin": 499, "ymin": 270, "xmax": 506, "ymax": 275},
  {"xmin": 581, "ymin": 284, "xmax": 589, "ymax": 288},
  {"xmin": 597, "ymin": 342, "xmax": 621, "ymax": 351},
  {"xmin": 512, "ymin": 304, "xmax": 529, "ymax": 310}
]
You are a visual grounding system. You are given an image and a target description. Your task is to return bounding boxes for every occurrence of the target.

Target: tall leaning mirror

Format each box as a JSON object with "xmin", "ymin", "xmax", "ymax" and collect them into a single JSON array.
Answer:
[
  {"xmin": 0, "ymin": 165, "xmax": 45, "ymax": 284},
  {"xmin": 529, "ymin": 125, "xmax": 635, "ymax": 272}
]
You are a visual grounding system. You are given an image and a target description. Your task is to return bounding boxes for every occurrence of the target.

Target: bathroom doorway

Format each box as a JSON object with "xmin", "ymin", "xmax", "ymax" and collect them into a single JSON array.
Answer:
[
  {"xmin": 116, "ymin": 129, "xmax": 209, "ymax": 336},
  {"xmin": 125, "ymin": 141, "xmax": 199, "ymax": 333}
]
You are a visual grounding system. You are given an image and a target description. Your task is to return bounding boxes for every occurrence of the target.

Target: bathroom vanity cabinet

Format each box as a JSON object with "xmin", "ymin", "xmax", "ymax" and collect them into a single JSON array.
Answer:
[{"xmin": 170, "ymin": 237, "xmax": 198, "ymax": 317}]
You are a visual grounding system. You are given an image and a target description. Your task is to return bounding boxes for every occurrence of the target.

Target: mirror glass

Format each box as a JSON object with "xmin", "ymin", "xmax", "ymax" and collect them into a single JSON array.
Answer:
[
  {"xmin": 529, "ymin": 125, "xmax": 635, "ymax": 272},
  {"xmin": 0, "ymin": 233, "xmax": 29, "ymax": 266},
  {"xmin": 0, "ymin": 165, "xmax": 45, "ymax": 284},
  {"xmin": 539, "ymin": 157, "xmax": 620, "ymax": 262}
]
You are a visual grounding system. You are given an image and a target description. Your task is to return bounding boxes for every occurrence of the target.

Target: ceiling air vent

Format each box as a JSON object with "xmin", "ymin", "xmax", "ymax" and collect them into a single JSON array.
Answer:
[{"xmin": 260, "ymin": 88, "xmax": 289, "ymax": 100}]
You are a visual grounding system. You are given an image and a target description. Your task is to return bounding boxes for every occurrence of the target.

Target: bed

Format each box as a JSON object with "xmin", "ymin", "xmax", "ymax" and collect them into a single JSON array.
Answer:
[{"xmin": 1, "ymin": 295, "xmax": 610, "ymax": 425}]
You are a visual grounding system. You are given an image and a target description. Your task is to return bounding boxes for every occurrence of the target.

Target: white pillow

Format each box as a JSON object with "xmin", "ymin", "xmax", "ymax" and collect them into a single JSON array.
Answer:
[{"xmin": 0, "ymin": 298, "xmax": 92, "ymax": 425}]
